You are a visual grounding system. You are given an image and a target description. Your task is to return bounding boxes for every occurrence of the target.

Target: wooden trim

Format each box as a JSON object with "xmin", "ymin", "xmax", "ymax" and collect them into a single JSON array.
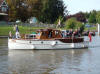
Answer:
[{"xmin": 56, "ymin": 37, "xmax": 84, "ymax": 43}]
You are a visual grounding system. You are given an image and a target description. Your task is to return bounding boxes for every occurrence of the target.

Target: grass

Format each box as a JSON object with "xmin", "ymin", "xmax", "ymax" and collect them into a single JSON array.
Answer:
[
  {"xmin": 84, "ymin": 26, "xmax": 97, "ymax": 31},
  {"xmin": 0, "ymin": 25, "xmax": 44, "ymax": 36},
  {"xmin": 0, "ymin": 25, "xmax": 97, "ymax": 36}
]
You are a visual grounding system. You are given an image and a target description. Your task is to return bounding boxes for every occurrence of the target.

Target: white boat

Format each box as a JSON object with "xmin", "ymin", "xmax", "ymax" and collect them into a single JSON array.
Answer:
[{"xmin": 8, "ymin": 29, "xmax": 89, "ymax": 50}]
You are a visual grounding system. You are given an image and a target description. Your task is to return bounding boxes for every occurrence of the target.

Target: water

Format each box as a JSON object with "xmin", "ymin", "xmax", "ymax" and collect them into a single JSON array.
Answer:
[{"xmin": 0, "ymin": 36, "xmax": 100, "ymax": 74}]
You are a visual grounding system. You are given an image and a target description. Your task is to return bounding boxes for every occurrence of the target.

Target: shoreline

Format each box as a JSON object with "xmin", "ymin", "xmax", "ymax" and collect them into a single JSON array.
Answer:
[{"xmin": 0, "ymin": 36, "xmax": 8, "ymax": 38}]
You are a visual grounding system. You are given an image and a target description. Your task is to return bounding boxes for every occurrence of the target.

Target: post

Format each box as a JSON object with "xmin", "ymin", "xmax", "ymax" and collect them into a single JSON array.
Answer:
[{"xmin": 98, "ymin": 23, "xmax": 100, "ymax": 36}]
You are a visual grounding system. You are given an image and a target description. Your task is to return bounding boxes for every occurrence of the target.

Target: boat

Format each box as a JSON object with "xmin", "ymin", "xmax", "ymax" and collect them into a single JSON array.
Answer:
[{"xmin": 8, "ymin": 28, "xmax": 89, "ymax": 50}]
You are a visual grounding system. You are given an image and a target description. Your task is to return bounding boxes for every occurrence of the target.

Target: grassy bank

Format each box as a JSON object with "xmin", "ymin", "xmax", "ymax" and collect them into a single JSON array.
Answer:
[
  {"xmin": 84, "ymin": 26, "xmax": 97, "ymax": 31},
  {"xmin": 0, "ymin": 25, "xmax": 97, "ymax": 36},
  {"xmin": 0, "ymin": 25, "xmax": 44, "ymax": 36}
]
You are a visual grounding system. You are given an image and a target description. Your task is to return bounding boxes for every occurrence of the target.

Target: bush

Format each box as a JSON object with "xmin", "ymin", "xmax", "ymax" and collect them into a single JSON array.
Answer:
[{"xmin": 64, "ymin": 18, "xmax": 83, "ymax": 30}]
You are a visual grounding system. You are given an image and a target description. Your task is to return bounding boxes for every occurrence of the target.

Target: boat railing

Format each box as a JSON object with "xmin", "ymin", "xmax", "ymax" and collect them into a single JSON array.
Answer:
[
  {"xmin": 25, "ymin": 34, "xmax": 36, "ymax": 39},
  {"xmin": 83, "ymin": 41, "xmax": 89, "ymax": 47}
]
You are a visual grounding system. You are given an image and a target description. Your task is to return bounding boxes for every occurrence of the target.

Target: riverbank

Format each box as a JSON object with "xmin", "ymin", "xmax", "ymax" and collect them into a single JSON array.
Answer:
[
  {"xmin": 0, "ymin": 36, "xmax": 8, "ymax": 38},
  {"xmin": 0, "ymin": 25, "xmax": 97, "ymax": 36},
  {"xmin": 0, "ymin": 25, "xmax": 44, "ymax": 36}
]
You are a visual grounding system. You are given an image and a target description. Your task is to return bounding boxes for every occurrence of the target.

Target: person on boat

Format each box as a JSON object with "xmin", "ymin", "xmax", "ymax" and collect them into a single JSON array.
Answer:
[
  {"xmin": 9, "ymin": 31, "xmax": 12, "ymax": 38},
  {"xmin": 77, "ymin": 27, "xmax": 81, "ymax": 37},
  {"xmin": 14, "ymin": 25, "xmax": 20, "ymax": 39},
  {"xmin": 56, "ymin": 19, "xmax": 61, "ymax": 28},
  {"xmin": 73, "ymin": 29, "xmax": 81, "ymax": 37},
  {"xmin": 73, "ymin": 29, "xmax": 78, "ymax": 37},
  {"xmin": 61, "ymin": 30, "xmax": 66, "ymax": 38},
  {"xmin": 68, "ymin": 29, "xmax": 73, "ymax": 37},
  {"xmin": 48, "ymin": 31, "xmax": 52, "ymax": 38}
]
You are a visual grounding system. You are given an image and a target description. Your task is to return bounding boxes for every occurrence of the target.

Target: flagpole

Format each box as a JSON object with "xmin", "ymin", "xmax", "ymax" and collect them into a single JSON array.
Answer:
[
  {"xmin": 88, "ymin": 32, "xmax": 92, "ymax": 42},
  {"xmin": 98, "ymin": 23, "xmax": 100, "ymax": 36},
  {"xmin": 29, "ymin": 20, "xmax": 32, "ymax": 43}
]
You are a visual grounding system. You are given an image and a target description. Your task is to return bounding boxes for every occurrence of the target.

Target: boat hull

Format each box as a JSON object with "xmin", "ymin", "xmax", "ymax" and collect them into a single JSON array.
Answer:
[{"xmin": 8, "ymin": 39, "xmax": 89, "ymax": 50}]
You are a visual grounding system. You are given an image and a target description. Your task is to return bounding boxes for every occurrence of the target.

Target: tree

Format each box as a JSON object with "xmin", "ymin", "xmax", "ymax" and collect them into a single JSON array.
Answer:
[
  {"xmin": 88, "ymin": 10, "xmax": 97, "ymax": 24},
  {"xmin": 65, "ymin": 18, "xmax": 83, "ymax": 29},
  {"xmin": 66, "ymin": 12, "xmax": 86, "ymax": 23},
  {"xmin": 7, "ymin": 0, "xmax": 17, "ymax": 21},
  {"xmin": 40, "ymin": 0, "xmax": 66, "ymax": 23},
  {"xmin": 6, "ymin": 0, "xmax": 67, "ymax": 23},
  {"xmin": 74, "ymin": 12, "xmax": 86, "ymax": 23},
  {"xmin": 8, "ymin": 5, "xmax": 17, "ymax": 21},
  {"xmin": 96, "ymin": 11, "xmax": 100, "ymax": 24},
  {"xmin": 65, "ymin": 18, "xmax": 76, "ymax": 29},
  {"xmin": 31, "ymin": 0, "xmax": 43, "ymax": 20},
  {"xmin": 84, "ymin": 12, "xmax": 90, "ymax": 20}
]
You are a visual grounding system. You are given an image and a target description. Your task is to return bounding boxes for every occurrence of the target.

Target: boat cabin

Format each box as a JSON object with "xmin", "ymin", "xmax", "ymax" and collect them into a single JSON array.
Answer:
[
  {"xmin": 36, "ymin": 29, "xmax": 62, "ymax": 39},
  {"xmin": 19, "ymin": 29, "xmax": 84, "ymax": 43}
]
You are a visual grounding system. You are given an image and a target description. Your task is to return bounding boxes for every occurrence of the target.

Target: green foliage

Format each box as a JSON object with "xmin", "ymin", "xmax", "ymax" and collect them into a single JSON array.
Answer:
[
  {"xmin": 7, "ymin": 0, "xmax": 66, "ymax": 23},
  {"xmin": 75, "ymin": 21, "xmax": 83, "ymax": 28},
  {"xmin": 40, "ymin": 0, "xmax": 66, "ymax": 23},
  {"xmin": 85, "ymin": 12, "xmax": 90, "ymax": 19},
  {"xmin": 54, "ymin": 16, "xmax": 63, "ymax": 24},
  {"xmin": 64, "ymin": 18, "xmax": 83, "ymax": 29},
  {"xmin": 0, "ymin": 25, "xmax": 45, "ymax": 36},
  {"xmin": 8, "ymin": 5, "xmax": 17, "ymax": 21},
  {"xmin": 84, "ymin": 26, "xmax": 97, "ymax": 31},
  {"xmin": 88, "ymin": 10, "xmax": 97, "ymax": 24},
  {"xmin": 96, "ymin": 11, "xmax": 100, "ymax": 24}
]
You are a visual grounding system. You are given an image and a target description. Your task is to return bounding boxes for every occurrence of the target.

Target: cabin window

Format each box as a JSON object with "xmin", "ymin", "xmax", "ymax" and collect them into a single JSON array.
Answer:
[
  {"xmin": 42, "ymin": 32, "xmax": 46, "ymax": 36},
  {"xmin": 37, "ymin": 33, "xmax": 41, "ymax": 36},
  {"xmin": 25, "ymin": 34, "xmax": 36, "ymax": 39},
  {"xmin": 29, "ymin": 35, "xmax": 36, "ymax": 38},
  {"xmin": 1, "ymin": 7, "xmax": 7, "ymax": 12}
]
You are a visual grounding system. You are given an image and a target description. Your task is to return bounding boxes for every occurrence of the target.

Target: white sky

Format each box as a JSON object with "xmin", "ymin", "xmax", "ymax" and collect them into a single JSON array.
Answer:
[{"xmin": 63, "ymin": 0, "xmax": 100, "ymax": 14}]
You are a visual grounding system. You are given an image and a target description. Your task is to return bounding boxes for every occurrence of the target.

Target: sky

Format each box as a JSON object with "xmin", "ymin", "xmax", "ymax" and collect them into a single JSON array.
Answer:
[{"xmin": 63, "ymin": 0, "xmax": 100, "ymax": 14}]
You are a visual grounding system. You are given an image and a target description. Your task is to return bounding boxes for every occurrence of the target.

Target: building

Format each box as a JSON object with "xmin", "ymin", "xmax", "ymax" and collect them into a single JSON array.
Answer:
[
  {"xmin": 0, "ymin": 0, "xmax": 8, "ymax": 13},
  {"xmin": 0, "ymin": 0, "xmax": 8, "ymax": 21}
]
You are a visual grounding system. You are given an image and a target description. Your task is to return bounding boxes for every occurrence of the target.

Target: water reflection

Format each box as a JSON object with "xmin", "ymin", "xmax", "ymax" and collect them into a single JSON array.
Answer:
[{"xmin": 8, "ymin": 49, "xmax": 89, "ymax": 74}]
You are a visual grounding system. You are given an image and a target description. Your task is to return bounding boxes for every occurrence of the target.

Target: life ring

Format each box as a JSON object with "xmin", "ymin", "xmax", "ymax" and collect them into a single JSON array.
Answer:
[{"xmin": 51, "ymin": 41, "xmax": 57, "ymax": 46}]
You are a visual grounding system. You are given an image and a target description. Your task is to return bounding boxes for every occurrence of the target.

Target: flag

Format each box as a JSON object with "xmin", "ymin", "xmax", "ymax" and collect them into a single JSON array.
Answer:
[
  {"xmin": 58, "ymin": 19, "xmax": 61, "ymax": 25},
  {"xmin": 56, "ymin": 19, "xmax": 61, "ymax": 28},
  {"xmin": 88, "ymin": 32, "xmax": 92, "ymax": 42}
]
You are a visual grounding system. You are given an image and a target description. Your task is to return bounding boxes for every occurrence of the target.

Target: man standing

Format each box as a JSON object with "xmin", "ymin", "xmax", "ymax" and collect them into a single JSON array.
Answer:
[{"xmin": 14, "ymin": 25, "xmax": 20, "ymax": 39}]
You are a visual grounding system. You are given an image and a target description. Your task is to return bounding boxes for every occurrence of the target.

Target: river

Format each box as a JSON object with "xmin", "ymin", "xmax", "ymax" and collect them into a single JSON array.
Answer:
[{"xmin": 0, "ymin": 36, "xmax": 100, "ymax": 74}]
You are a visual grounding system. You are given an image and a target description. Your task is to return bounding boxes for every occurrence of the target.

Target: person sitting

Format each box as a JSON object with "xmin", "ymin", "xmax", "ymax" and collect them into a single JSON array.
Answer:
[{"xmin": 68, "ymin": 29, "xmax": 73, "ymax": 38}]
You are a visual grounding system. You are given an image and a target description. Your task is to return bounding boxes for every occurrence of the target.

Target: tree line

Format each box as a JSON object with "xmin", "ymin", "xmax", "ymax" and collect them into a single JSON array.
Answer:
[
  {"xmin": 66, "ymin": 10, "xmax": 100, "ymax": 24},
  {"xmin": 6, "ymin": 0, "xmax": 100, "ymax": 29},
  {"xmin": 6, "ymin": 0, "xmax": 67, "ymax": 23},
  {"xmin": 64, "ymin": 10, "xmax": 100, "ymax": 29}
]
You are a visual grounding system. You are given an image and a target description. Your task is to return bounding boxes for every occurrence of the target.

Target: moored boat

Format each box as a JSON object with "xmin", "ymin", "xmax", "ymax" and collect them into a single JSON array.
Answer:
[{"xmin": 8, "ymin": 28, "xmax": 89, "ymax": 50}]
